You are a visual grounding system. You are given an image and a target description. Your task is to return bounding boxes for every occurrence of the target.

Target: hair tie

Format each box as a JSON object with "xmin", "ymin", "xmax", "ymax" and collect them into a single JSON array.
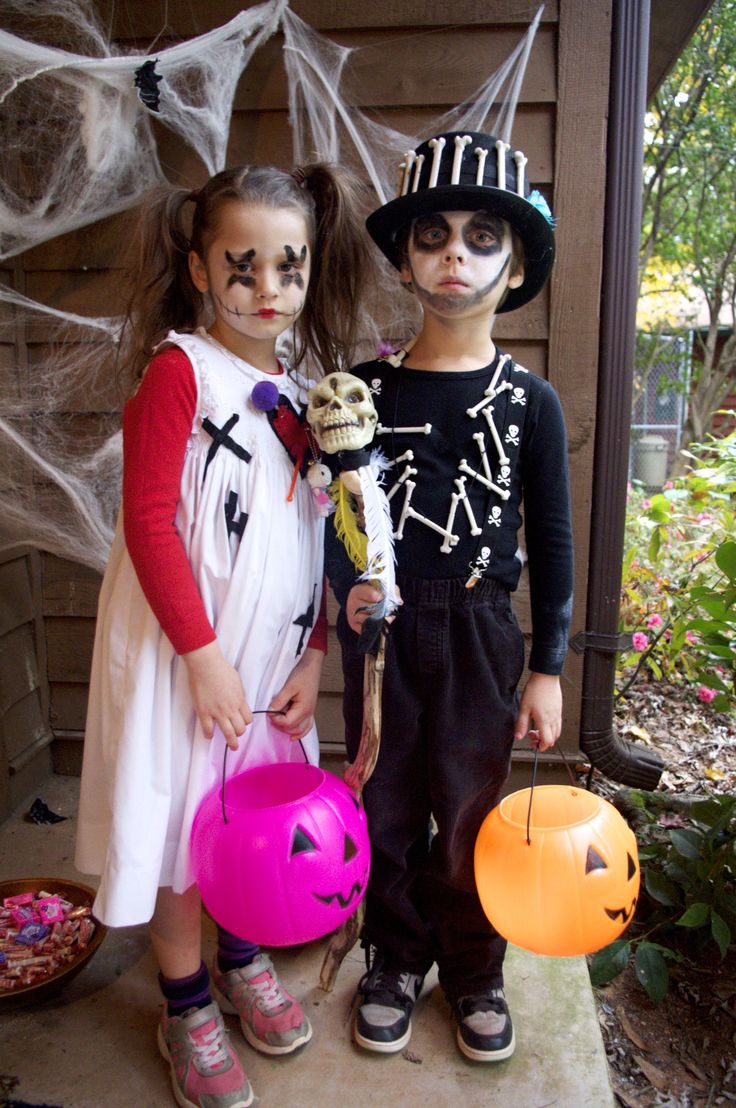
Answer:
[
  {"xmin": 291, "ymin": 167, "xmax": 307, "ymax": 189},
  {"xmin": 188, "ymin": 188, "xmax": 201, "ymax": 204}
]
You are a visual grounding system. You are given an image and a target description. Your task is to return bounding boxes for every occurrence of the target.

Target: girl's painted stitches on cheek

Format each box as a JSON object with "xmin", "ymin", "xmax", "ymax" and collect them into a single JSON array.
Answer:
[
  {"xmin": 281, "ymin": 244, "xmax": 308, "ymax": 289},
  {"xmin": 225, "ymin": 249, "xmax": 256, "ymax": 288}
]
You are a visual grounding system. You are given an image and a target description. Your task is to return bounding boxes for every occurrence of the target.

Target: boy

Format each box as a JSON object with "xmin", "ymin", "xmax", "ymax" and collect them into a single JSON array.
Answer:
[{"xmin": 326, "ymin": 131, "xmax": 573, "ymax": 1062}]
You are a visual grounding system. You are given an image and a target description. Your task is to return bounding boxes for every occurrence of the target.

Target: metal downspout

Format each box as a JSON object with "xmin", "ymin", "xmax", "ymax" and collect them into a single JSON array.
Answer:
[{"xmin": 578, "ymin": 0, "xmax": 665, "ymax": 788}]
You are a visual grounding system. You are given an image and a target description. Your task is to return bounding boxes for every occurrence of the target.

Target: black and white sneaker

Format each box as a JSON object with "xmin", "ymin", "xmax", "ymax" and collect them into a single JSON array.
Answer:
[
  {"xmin": 354, "ymin": 953, "xmax": 425, "ymax": 1053},
  {"xmin": 455, "ymin": 989, "xmax": 516, "ymax": 1062}
]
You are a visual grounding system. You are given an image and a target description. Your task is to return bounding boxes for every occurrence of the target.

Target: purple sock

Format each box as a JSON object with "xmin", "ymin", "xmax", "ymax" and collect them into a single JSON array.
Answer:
[
  {"xmin": 159, "ymin": 961, "xmax": 211, "ymax": 1017},
  {"xmin": 216, "ymin": 926, "xmax": 260, "ymax": 973}
]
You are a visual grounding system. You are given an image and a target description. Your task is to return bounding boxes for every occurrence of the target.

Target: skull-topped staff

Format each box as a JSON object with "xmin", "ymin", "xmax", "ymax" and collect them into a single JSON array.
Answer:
[{"xmin": 306, "ymin": 372, "xmax": 400, "ymax": 991}]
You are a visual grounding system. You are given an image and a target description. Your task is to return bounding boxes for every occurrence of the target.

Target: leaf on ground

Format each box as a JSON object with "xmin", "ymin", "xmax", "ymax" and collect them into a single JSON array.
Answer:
[
  {"xmin": 633, "ymin": 1053, "xmax": 670, "ymax": 1090},
  {"xmin": 623, "ymin": 724, "xmax": 652, "ymax": 742},
  {"xmin": 618, "ymin": 1012, "xmax": 651, "ymax": 1051}
]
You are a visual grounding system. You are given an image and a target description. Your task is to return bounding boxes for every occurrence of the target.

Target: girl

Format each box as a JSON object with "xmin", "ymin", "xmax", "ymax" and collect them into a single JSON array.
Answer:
[{"xmin": 75, "ymin": 164, "xmax": 371, "ymax": 1108}]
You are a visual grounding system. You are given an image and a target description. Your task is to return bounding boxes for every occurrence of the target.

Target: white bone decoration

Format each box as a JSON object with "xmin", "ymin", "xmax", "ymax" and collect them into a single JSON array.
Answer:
[{"xmin": 377, "ymin": 357, "xmax": 530, "ymax": 556}]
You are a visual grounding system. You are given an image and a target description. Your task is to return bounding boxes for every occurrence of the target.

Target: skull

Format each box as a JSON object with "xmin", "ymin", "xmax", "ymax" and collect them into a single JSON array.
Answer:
[{"xmin": 307, "ymin": 373, "xmax": 378, "ymax": 454}]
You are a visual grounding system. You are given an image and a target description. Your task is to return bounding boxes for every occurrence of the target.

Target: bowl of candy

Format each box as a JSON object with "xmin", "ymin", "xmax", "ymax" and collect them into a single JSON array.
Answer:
[{"xmin": 0, "ymin": 878, "xmax": 107, "ymax": 1009}]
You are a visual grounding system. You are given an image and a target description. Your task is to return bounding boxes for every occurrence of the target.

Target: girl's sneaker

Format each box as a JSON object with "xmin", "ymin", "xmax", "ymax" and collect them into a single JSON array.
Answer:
[
  {"xmin": 157, "ymin": 1001, "xmax": 254, "ymax": 1108},
  {"xmin": 211, "ymin": 953, "xmax": 313, "ymax": 1055}
]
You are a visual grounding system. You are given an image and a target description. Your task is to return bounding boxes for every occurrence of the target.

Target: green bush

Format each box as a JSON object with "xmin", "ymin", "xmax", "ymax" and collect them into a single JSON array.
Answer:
[
  {"xmin": 589, "ymin": 791, "xmax": 736, "ymax": 1004},
  {"xmin": 617, "ymin": 418, "xmax": 736, "ymax": 711}
]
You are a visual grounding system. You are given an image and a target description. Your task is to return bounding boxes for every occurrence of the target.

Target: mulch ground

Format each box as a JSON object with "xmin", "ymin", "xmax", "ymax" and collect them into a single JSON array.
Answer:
[{"xmin": 588, "ymin": 682, "xmax": 736, "ymax": 1107}]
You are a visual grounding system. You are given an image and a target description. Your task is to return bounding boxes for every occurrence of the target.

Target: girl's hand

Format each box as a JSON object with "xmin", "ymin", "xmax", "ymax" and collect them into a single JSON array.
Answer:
[
  {"xmin": 514, "ymin": 672, "xmax": 563, "ymax": 752},
  {"xmin": 269, "ymin": 648, "xmax": 324, "ymax": 740},
  {"xmin": 182, "ymin": 641, "xmax": 252, "ymax": 750}
]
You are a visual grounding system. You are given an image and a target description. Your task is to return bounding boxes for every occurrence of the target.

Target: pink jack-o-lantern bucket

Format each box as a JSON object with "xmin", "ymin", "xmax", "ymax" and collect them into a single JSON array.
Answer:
[{"xmin": 191, "ymin": 762, "xmax": 370, "ymax": 946}]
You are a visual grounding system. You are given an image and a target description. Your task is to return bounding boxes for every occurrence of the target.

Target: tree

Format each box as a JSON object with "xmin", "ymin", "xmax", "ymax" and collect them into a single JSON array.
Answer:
[{"xmin": 638, "ymin": 0, "xmax": 736, "ymax": 457}]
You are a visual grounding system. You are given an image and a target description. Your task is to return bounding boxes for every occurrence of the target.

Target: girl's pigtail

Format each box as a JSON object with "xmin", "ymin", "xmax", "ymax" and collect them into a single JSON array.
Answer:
[
  {"xmin": 119, "ymin": 186, "xmax": 203, "ymax": 386},
  {"xmin": 298, "ymin": 164, "xmax": 373, "ymax": 376}
]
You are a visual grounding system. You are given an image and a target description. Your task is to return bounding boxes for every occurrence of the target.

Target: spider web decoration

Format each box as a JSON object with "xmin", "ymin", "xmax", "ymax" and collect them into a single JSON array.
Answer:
[
  {"xmin": 0, "ymin": 2, "xmax": 544, "ymax": 572},
  {"xmin": 0, "ymin": 0, "xmax": 286, "ymax": 260},
  {"xmin": 0, "ymin": 285, "xmax": 124, "ymax": 572}
]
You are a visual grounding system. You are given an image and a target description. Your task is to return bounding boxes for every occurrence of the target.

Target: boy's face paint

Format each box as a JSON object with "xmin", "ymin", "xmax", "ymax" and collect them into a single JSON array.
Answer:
[
  {"xmin": 400, "ymin": 210, "xmax": 523, "ymax": 319},
  {"xmin": 189, "ymin": 202, "xmax": 311, "ymax": 349}
]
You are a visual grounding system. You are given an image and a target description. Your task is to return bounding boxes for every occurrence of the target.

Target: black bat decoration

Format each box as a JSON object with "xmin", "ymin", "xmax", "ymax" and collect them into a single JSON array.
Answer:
[{"xmin": 134, "ymin": 59, "xmax": 163, "ymax": 112}]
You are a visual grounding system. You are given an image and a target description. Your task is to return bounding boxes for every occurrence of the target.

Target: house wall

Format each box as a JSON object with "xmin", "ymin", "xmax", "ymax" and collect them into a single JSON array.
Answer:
[{"xmin": 0, "ymin": 0, "xmax": 612, "ymax": 807}]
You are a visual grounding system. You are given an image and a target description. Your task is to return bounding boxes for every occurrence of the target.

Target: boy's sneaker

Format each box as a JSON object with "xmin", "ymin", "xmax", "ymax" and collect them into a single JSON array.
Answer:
[
  {"xmin": 455, "ymin": 989, "xmax": 516, "ymax": 1062},
  {"xmin": 211, "ymin": 953, "xmax": 312, "ymax": 1055},
  {"xmin": 353, "ymin": 952, "xmax": 425, "ymax": 1053},
  {"xmin": 157, "ymin": 1001, "xmax": 254, "ymax": 1108}
]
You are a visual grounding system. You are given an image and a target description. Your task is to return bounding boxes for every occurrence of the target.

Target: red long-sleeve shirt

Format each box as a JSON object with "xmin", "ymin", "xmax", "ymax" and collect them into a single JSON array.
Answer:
[{"xmin": 122, "ymin": 346, "xmax": 327, "ymax": 656}]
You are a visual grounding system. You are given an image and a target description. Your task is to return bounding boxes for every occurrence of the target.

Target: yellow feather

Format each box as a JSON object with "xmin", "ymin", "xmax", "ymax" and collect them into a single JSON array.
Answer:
[{"xmin": 331, "ymin": 476, "xmax": 367, "ymax": 572}]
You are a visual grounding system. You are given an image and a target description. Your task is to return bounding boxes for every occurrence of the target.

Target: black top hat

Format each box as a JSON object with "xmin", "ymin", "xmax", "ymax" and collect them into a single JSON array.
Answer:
[{"xmin": 366, "ymin": 131, "xmax": 555, "ymax": 313}]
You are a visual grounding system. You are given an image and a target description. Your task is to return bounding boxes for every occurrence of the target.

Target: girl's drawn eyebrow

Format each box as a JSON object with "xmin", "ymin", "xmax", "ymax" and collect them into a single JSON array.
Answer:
[
  {"xmin": 225, "ymin": 249, "xmax": 256, "ymax": 265},
  {"xmin": 284, "ymin": 244, "xmax": 308, "ymax": 263}
]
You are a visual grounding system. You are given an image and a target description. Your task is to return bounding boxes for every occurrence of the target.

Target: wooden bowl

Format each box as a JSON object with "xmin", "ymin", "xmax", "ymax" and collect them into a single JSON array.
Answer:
[{"xmin": 0, "ymin": 877, "xmax": 107, "ymax": 1009}]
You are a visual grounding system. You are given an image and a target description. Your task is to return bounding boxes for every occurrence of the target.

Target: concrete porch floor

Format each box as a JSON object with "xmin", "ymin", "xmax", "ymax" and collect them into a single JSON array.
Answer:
[{"xmin": 0, "ymin": 774, "xmax": 614, "ymax": 1107}]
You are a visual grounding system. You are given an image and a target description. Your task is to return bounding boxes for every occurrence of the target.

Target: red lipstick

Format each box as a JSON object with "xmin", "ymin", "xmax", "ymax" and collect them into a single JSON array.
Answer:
[{"xmin": 257, "ymin": 309, "xmax": 277, "ymax": 318}]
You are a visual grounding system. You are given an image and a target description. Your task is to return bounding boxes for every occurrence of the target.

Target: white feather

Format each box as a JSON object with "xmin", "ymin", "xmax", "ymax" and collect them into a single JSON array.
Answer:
[{"xmin": 356, "ymin": 456, "xmax": 400, "ymax": 618}]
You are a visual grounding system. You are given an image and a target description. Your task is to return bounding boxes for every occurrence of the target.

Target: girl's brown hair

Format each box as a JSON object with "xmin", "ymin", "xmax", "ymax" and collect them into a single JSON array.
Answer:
[{"xmin": 120, "ymin": 164, "xmax": 372, "ymax": 385}]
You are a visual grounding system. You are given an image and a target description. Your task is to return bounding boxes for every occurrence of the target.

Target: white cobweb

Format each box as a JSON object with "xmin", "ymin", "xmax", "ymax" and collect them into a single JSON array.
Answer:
[{"xmin": 0, "ymin": 2, "xmax": 543, "ymax": 572}]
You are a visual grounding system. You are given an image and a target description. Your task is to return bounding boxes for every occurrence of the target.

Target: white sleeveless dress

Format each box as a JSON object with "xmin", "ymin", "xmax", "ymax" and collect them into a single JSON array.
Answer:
[{"xmin": 75, "ymin": 331, "xmax": 324, "ymax": 927}]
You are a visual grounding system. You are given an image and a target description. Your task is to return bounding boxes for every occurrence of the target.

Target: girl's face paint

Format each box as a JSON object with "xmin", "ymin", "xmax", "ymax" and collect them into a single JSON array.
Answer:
[
  {"xmin": 189, "ymin": 201, "xmax": 311, "ymax": 357},
  {"xmin": 400, "ymin": 210, "xmax": 523, "ymax": 320}
]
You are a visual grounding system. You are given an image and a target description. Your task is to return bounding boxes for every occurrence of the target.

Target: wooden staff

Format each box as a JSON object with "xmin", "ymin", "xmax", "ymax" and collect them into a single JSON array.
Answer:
[{"xmin": 319, "ymin": 625, "xmax": 386, "ymax": 992}]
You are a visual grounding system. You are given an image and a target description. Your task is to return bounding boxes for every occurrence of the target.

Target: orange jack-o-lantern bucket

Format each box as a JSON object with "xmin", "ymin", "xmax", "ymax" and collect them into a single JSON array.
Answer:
[{"xmin": 474, "ymin": 784, "xmax": 639, "ymax": 957}]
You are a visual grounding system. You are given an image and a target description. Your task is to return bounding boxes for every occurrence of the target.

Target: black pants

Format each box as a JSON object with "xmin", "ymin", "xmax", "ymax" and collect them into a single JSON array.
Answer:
[{"xmin": 338, "ymin": 574, "xmax": 525, "ymax": 1003}]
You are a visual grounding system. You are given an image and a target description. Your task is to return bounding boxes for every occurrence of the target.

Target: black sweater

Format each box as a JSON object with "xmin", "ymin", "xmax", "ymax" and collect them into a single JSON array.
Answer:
[{"xmin": 325, "ymin": 352, "xmax": 573, "ymax": 674}]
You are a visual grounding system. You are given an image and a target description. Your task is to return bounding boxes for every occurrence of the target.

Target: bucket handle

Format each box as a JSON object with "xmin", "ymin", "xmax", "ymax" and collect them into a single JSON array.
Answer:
[
  {"xmin": 525, "ymin": 743, "xmax": 579, "ymax": 845},
  {"xmin": 219, "ymin": 710, "xmax": 312, "ymax": 825}
]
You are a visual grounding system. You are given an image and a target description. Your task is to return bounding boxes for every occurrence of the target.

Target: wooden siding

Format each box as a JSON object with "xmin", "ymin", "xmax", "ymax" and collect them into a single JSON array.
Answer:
[
  {"xmin": 0, "ymin": 549, "xmax": 53, "ymax": 818},
  {"xmin": 2, "ymin": 0, "xmax": 611, "ymax": 781}
]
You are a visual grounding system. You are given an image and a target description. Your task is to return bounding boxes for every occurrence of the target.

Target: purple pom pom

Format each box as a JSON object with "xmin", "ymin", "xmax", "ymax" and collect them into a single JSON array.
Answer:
[{"xmin": 251, "ymin": 381, "xmax": 280, "ymax": 411}]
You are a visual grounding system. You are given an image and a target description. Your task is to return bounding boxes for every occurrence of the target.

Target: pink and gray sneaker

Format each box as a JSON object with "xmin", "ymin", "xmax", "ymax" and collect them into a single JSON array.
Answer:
[
  {"xmin": 157, "ymin": 1001, "xmax": 254, "ymax": 1108},
  {"xmin": 211, "ymin": 953, "xmax": 312, "ymax": 1056}
]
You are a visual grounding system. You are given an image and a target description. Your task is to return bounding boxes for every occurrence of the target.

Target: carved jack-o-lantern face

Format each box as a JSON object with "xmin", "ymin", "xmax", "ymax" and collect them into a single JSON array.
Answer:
[
  {"xmin": 474, "ymin": 785, "xmax": 640, "ymax": 957},
  {"xmin": 191, "ymin": 763, "xmax": 370, "ymax": 946}
]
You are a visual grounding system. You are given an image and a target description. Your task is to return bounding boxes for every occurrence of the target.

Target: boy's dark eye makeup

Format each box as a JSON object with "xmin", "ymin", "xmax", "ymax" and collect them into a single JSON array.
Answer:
[
  {"xmin": 413, "ymin": 215, "xmax": 450, "ymax": 252},
  {"xmin": 412, "ymin": 213, "xmax": 505, "ymax": 256}
]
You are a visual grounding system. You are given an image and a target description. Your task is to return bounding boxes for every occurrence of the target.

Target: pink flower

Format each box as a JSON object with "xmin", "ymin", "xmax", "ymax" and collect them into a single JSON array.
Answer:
[
  {"xmin": 685, "ymin": 630, "xmax": 698, "ymax": 645},
  {"xmin": 664, "ymin": 480, "xmax": 674, "ymax": 490},
  {"xmin": 696, "ymin": 512, "xmax": 712, "ymax": 523},
  {"xmin": 631, "ymin": 632, "xmax": 649, "ymax": 652},
  {"xmin": 642, "ymin": 499, "xmax": 651, "ymax": 509},
  {"xmin": 697, "ymin": 686, "xmax": 717, "ymax": 703},
  {"xmin": 646, "ymin": 614, "xmax": 664, "ymax": 629}
]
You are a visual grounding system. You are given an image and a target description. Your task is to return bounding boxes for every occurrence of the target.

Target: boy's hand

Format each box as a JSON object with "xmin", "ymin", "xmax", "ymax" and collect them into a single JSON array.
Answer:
[
  {"xmin": 514, "ymin": 672, "xmax": 562, "ymax": 752},
  {"xmin": 182, "ymin": 640, "xmax": 252, "ymax": 750},
  {"xmin": 269, "ymin": 647, "xmax": 324, "ymax": 740},
  {"xmin": 346, "ymin": 582, "xmax": 401, "ymax": 635},
  {"xmin": 346, "ymin": 583, "xmax": 384, "ymax": 634}
]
